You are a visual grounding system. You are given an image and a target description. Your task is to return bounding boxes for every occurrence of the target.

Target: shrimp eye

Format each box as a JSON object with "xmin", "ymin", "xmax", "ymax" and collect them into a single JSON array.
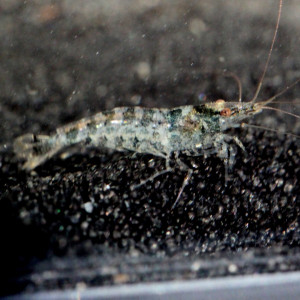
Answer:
[{"xmin": 220, "ymin": 108, "xmax": 231, "ymax": 116}]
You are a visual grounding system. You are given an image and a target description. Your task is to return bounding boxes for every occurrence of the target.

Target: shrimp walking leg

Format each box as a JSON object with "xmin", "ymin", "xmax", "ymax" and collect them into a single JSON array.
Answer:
[{"xmin": 130, "ymin": 154, "xmax": 172, "ymax": 190}]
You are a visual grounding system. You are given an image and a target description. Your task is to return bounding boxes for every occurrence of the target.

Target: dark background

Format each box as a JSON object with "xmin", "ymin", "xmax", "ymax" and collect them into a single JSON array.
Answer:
[{"xmin": 0, "ymin": 0, "xmax": 299, "ymax": 296}]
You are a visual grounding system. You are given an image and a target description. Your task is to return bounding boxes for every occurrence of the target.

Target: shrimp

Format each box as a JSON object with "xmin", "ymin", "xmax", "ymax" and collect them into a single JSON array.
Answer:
[
  {"xmin": 13, "ymin": 0, "xmax": 299, "ymax": 207},
  {"xmin": 13, "ymin": 101, "xmax": 260, "ymax": 171}
]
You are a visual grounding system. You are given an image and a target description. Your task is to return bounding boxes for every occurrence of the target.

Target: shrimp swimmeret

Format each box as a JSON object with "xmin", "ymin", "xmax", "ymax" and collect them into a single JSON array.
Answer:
[{"xmin": 14, "ymin": 0, "xmax": 299, "ymax": 207}]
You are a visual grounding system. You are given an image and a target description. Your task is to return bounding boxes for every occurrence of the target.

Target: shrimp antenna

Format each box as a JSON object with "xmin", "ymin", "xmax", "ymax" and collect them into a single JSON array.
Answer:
[
  {"xmin": 259, "ymin": 106, "xmax": 300, "ymax": 120},
  {"xmin": 242, "ymin": 123, "xmax": 300, "ymax": 139},
  {"xmin": 250, "ymin": 0, "xmax": 283, "ymax": 103},
  {"xmin": 259, "ymin": 78, "xmax": 300, "ymax": 106},
  {"xmin": 223, "ymin": 71, "xmax": 242, "ymax": 103}
]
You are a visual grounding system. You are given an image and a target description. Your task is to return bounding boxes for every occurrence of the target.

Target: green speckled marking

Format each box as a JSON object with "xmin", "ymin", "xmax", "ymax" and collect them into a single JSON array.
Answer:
[
  {"xmin": 193, "ymin": 105, "xmax": 219, "ymax": 116},
  {"xmin": 123, "ymin": 107, "xmax": 135, "ymax": 120},
  {"xmin": 85, "ymin": 137, "xmax": 92, "ymax": 145},
  {"xmin": 66, "ymin": 128, "xmax": 78, "ymax": 141},
  {"xmin": 132, "ymin": 136, "xmax": 140, "ymax": 148},
  {"xmin": 167, "ymin": 108, "xmax": 182, "ymax": 129},
  {"xmin": 87, "ymin": 121, "xmax": 98, "ymax": 134},
  {"xmin": 102, "ymin": 110, "xmax": 115, "ymax": 122},
  {"xmin": 114, "ymin": 136, "xmax": 124, "ymax": 148},
  {"xmin": 141, "ymin": 109, "xmax": 155, "ymax": 126}
]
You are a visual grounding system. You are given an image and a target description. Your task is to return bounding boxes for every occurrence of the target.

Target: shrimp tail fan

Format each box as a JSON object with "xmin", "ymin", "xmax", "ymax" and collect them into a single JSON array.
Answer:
[{"xmin": 14, "ymin": 133, "xmax": 61, "ymax": 171}]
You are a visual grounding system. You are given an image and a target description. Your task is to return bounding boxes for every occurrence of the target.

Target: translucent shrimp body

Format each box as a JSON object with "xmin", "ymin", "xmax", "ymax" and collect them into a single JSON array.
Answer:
[{"xmin": 14, "ymin": 101, "xmax": 261, "ymax": 171}]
